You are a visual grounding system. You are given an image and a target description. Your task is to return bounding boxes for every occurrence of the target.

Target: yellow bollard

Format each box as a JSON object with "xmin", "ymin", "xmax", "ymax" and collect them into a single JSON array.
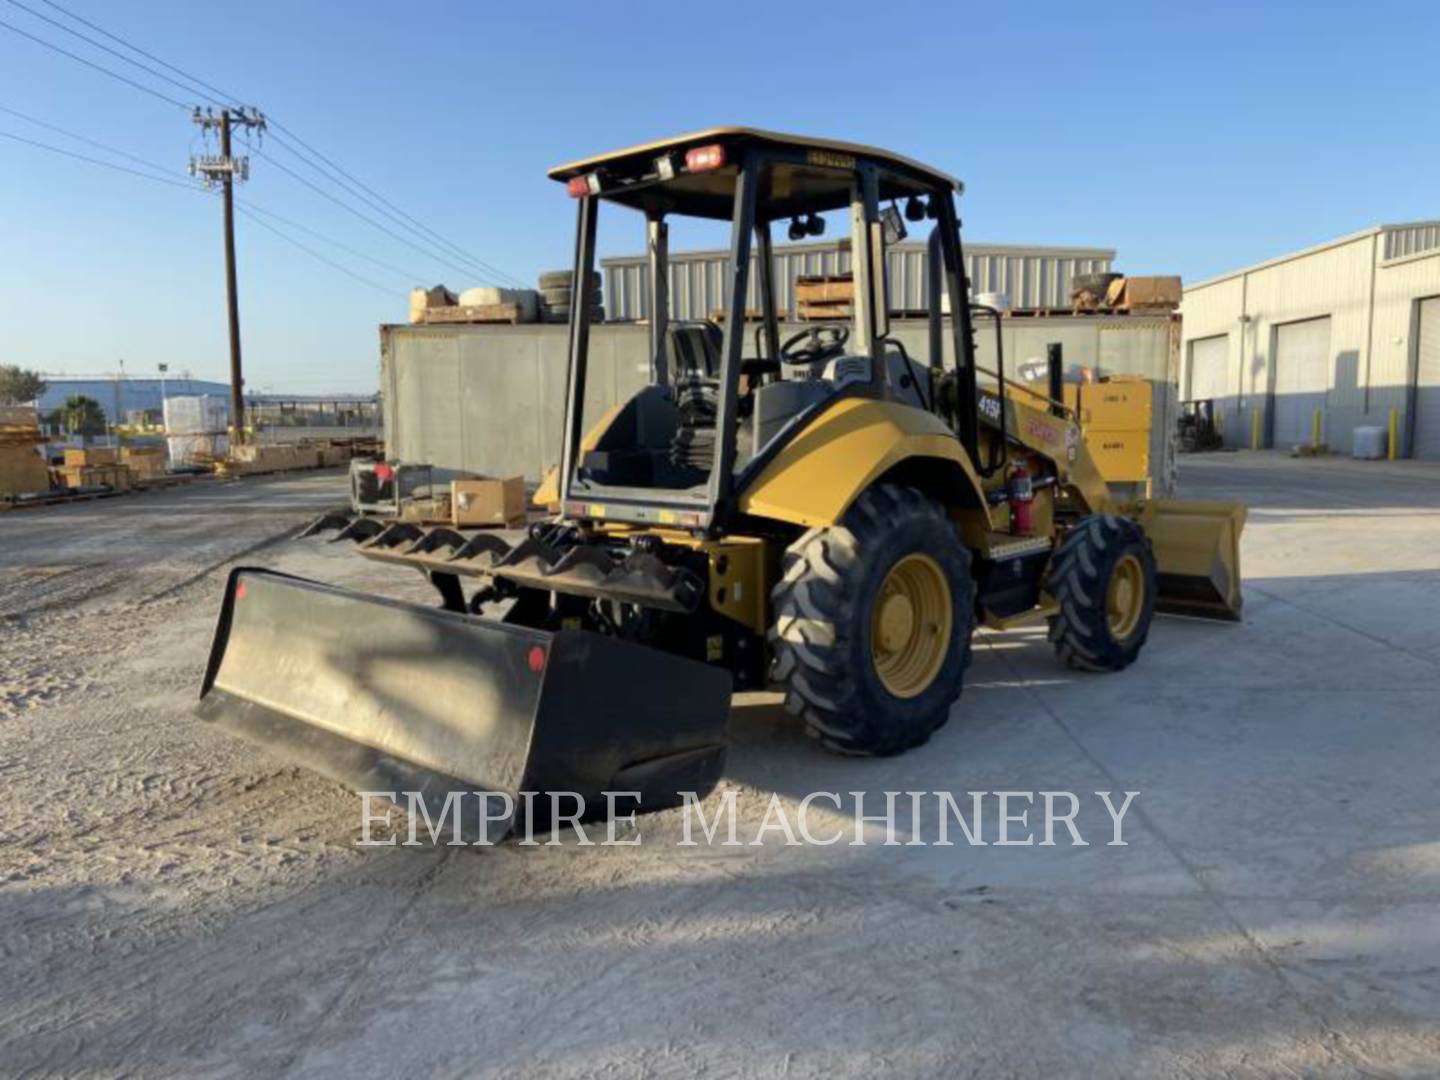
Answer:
[
  {"xmin": 1251, "ymin": 406, "xmax": 1262, "ymax": 450},
  {"xmin": 1388, "ymin": 406, "xmax": 1399, "ymax": 461},
  {"xmin": 1311, "ymin": 407, "xmax": 1322, "ymax": 449}
]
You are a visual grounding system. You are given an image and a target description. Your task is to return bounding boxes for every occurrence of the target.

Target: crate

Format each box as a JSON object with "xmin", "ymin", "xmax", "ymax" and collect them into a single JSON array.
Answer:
[{"xmin": 61, "ymin": 463, "xmax": 133, "ymax": 491}]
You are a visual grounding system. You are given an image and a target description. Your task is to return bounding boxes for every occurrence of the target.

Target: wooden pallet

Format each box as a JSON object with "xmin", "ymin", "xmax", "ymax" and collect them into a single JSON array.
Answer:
[
  {"xmin": 0, "ymin": 488, "xmax": 126, "ymax": 512},
  {"xmin": 797, "ymin": 302, "xmax": 853, "ymax": 321},
  {"xmin": 794, "ymin": 275, "xmax": 854, "ymax": 305},
  {"xmin": 1006, "ymin": 305, "xmax": 1178, "ymax": 319},
  {"xmin": 420, "ymin": 302, "xmax": 530, "ymax": 325}
]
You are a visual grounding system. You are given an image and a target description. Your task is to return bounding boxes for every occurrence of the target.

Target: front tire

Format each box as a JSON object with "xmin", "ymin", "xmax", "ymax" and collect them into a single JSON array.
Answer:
[
  {"xmin": 1046, "ymin": 514, "xmax": 1157, "ymax": 671},
  {"xmin": 770, "ymin": 484, "xmax": 975, "ymax": 756}
]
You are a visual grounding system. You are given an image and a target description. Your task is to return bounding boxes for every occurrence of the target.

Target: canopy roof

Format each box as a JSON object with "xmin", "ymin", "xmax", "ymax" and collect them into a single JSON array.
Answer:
[{"xmin": 547, "ymin": 127, "xmax": 961, "ymax": 221}]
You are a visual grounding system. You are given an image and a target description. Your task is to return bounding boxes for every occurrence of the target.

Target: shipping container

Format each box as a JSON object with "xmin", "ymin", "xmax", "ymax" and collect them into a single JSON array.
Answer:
[{"xmin": 381, "ymin": 311, "xmax": 1178, "ymax": 494}]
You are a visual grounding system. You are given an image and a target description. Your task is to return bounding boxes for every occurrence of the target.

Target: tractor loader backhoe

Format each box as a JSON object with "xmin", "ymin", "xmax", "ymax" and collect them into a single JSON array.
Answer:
[{"xmin": 198, "ymin": 129, "xmax": 1245, "ymax": 842}]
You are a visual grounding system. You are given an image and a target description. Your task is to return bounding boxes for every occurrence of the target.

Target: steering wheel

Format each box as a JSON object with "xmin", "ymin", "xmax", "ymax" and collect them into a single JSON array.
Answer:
[{"xmin": 780, "ymin": 324, "xmax": 849, "ymax": 367}]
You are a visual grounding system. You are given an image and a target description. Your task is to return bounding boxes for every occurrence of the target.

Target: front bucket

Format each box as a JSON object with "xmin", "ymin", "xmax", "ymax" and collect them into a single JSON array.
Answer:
[
  {"xmin": 198, "ymin": 568, "xmax": 731, "ymax": 842},
  {"xmin": 1138, "ymin": 499, "xmax": 1247, "ymax": 621}
]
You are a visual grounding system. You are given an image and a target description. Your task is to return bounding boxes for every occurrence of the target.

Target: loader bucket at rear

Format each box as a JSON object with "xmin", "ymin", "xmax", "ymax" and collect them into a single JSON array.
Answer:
[
  {"xmin": 1137, "ymin": 499, "xmax": 1247, "ymax": 621},
  {"xmin": 197, "ymin": 568, "xmax": 730, "ymax": 843}
]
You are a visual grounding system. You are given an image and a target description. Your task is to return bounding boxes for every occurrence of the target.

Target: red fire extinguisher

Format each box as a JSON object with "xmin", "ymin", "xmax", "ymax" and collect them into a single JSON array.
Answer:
[{"xmin": 1008, "ymin": 462, "xmax": 1034, "ymax": 534}]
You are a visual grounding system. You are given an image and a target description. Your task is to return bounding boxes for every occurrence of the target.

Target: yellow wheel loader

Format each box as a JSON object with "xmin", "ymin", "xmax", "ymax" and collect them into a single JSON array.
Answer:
[{"xmin": 198, "ymin": 129, "xmax": 1245, "ymax": 840}]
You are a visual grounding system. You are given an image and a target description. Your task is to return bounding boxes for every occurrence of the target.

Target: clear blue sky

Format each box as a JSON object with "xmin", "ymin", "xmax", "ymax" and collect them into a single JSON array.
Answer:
[{"xmin": 1, "ymin": 0, "xmax": 1435, "ymax": 393}]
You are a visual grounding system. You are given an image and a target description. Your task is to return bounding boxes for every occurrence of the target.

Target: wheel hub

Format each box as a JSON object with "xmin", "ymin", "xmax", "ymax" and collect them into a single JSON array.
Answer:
[
  {"xmin": 871, "ymin": 553, "xmax": 953, "ymax": 699},
  {"xmin": 1106, "ymin": 553, "xmax": 1146, "ymax": 639}
]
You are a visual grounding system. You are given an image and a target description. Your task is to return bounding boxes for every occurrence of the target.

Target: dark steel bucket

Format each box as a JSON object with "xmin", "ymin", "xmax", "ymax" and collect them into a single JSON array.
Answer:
[{"xmin": 198, "ymin": 569, "xmax": 730, "ymax": 842}]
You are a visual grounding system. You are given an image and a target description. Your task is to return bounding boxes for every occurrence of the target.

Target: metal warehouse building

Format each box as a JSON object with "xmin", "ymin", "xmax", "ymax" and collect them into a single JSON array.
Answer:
[
  {"xmin": 1181, "ymin": 222, "xmax": 1440, "ymax": 456},
  {"xmin": 602, "ymin": 239, "xmax": 1114, "ymax": 321},
  {"xmin": 37, "ymin": 376, "xmax": 231, "ymax": 423}
]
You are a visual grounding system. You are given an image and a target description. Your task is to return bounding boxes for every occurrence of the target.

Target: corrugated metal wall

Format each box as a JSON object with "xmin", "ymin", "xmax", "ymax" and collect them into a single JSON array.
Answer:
[
  {"xmin": 1180, "ymin": 223, "xmax": 1440, "ymax": 453},
  {"xmin": 601, "ymin": 241, "xmax": 1114, "ymax": 321},
  {"xmin": 1382, "ymin": 222, "xmax": 1440, "ymax": 262}
]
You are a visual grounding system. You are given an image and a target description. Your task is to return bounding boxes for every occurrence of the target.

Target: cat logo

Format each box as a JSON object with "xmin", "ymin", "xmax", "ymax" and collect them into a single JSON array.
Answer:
[{"xmin": 807, "ymin": 149, "xmax": 856, "ymax": 171}]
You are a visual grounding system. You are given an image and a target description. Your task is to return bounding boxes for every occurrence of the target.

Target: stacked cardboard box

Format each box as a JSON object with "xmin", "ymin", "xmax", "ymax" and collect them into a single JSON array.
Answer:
[
  {"xmin": 1, "ymin": 407, "xmax": 53, "ymax": 497},
  {"xmin": 452, "ymin": 476, "xmax": 526, "ymax": 528}
]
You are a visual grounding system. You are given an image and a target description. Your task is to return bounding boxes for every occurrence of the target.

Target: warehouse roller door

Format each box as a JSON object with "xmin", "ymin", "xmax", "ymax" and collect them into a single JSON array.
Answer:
[
  {"xmin": 1272, "ymin": 317, "xmax": 1331, "ymax": 447},
  {"xmin": 1187, "ymin": 335, "xmax": 1229, "ymax": 401},
  {"xmin": 1416, "ymin": 298, "xmax": 1440, "ymax": 459}
]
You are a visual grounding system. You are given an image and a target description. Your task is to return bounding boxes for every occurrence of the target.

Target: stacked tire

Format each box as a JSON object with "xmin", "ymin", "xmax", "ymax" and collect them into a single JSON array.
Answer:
[{"xmin": 538, "ymin": 269, "xmax": 604, "ymax": 324}]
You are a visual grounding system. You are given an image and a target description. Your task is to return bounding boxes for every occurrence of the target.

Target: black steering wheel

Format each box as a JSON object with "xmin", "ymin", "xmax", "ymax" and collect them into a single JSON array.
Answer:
[{"xmin": 780, "ymin": 324, "xmax": 849, "ymax": 367}]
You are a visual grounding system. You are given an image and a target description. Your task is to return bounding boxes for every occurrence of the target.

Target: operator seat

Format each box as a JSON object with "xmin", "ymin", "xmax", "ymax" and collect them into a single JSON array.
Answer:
[{"xmin": 666, "ymin": 321, "xmax": 722, "ymax": 379}]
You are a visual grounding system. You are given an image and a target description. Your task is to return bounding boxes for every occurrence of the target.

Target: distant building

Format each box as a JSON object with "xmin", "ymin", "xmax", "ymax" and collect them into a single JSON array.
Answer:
[
  {"xmin": 1182, "ymin": 222, "xmax": 1440, "ymax": 457},
  {"xmin": 38, "ymin": 376, "xmax": 231, "ymax": 424}
]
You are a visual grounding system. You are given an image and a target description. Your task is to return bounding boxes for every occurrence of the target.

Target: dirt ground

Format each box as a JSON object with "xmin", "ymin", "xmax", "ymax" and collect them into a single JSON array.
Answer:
[{"xmin": 2, "ymin": 455, "xmax": 1439, "ymax": 1078}]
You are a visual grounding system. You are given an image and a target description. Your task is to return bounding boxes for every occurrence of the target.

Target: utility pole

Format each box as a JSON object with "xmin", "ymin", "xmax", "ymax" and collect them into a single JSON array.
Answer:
[{"xmin": 191, "ymin": 106, "xmax": 265, "ymax": 446}]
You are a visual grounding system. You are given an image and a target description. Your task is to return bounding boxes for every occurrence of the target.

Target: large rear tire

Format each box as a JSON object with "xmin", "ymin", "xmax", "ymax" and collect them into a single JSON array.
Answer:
[
  {"xmin": 770, "ymin": 484, "xmax": 975, "ymax": 756},
  {"xmin": 1046, "ymin": 514, "xmax": 1157, "ymax": 671}
]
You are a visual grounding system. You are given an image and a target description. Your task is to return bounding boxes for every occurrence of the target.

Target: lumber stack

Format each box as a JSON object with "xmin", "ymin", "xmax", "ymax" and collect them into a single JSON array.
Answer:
[
  {"xmin": 220, "ymin": 443, "xmax": 317, "ymax": 476},
  {"xmin": 795, "ymin": 274, "xmax": 854, "ymax": 320},
  {"xmin": 120, "ymin": 445, "xmax": 169, "ymax": 482},
  {"xmin": 0, "ymin": 407, "xmax": 50, "ymax": 497},
  {"xmin": 59, "ymin": 448, "xmax": 134, "ymax": 490}
]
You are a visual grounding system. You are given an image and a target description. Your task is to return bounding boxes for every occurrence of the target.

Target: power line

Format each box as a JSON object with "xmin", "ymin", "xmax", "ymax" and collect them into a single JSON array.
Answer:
[
  {"xmin": 35, "ymin": 0, "xmax": 242, "ymax": 105},
  {"xmin": 0, "ymin": 102, "xmax": 182, "ymax": 176},
  {"xmin": 17, "ymin": 0, "xmax": 527, "ymax": 286},
  {"xmin": 0, "ymin": 127, "xmax": 200, "ymax": 189},
  {"xmin": 265, "ymin": 123, "xmax": 527, "ymax": 287},
  {"xmin": 0, "ymin": 126, "xmax": 410, "ymax": 295},
  {"xmin": 0, "ymin": 105, "xmax": 419, "ymax": 282},
  {"xmin": 250, "ymin": 142, "xmax": 500, "ymax": 284},
  {"xmin": 0, "ymin": 14, "xmax": 190, "ymax": 109},
  {"xmin": 236, "ymin": 207, "xmax": 394, "ymax": 296},
  {"xmin": 3, "ymin": 0, "xmax": 221, "ymax": 106},
  {"xmin": 236, "ymin": 202, "xmax": 424, "ymax": 282}
]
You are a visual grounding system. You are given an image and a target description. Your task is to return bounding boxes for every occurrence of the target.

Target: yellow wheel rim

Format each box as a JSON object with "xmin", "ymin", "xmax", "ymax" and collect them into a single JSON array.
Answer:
[
  {"xmin": 1106, "ymin": 554, "xmax": 1146, "ymax": 640},
  {"xmin": 871, "ymin": 553, "xmax": 953, "ymax": 699}
]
